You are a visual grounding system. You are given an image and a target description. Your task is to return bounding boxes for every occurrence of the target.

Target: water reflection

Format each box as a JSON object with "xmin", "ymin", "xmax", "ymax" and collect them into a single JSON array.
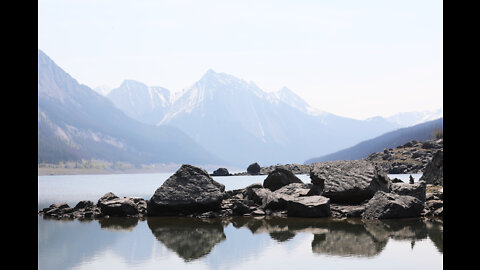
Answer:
[
  {"xmin": 38, "ymin": 215, "xmax": 443, "ymax": 269},
  {"xmin": 98, "ymin": 217, "xmax": 139, "ymax": 231},
  {"xmin": 146, "ymin": 216, "xmax": 443, "ymax": 260},
  {"xmin": 147, "ymin": 217, "xmax": 227, "ymax": 262}
]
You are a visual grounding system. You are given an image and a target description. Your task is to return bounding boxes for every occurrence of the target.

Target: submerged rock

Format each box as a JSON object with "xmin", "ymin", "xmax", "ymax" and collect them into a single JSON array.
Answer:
[{"xmin": 147, "ymin": 164, "xmax": 226, "ymax": 216}]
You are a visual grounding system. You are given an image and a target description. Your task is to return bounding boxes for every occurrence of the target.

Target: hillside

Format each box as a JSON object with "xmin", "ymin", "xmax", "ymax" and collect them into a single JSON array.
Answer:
[{"xmin": 304, "ymin": 118, "xmax": 443, "ymax": 164}]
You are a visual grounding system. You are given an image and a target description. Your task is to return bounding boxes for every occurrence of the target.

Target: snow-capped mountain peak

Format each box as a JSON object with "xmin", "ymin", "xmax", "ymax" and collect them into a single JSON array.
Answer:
[
  {"xmin": 106, "ymin": 80, "xmax": 172, "ymax": 125},
  {"xmin": 93, "ymin": 84, "xmax": 113, "ymax": 96},
  {"xmin": 385, "ymin": 108, "xmax": 443, "ymax": 127}
]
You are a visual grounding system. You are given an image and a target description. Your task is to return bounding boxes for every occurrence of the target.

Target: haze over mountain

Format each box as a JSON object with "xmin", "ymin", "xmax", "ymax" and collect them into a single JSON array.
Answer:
[
  {"xmin": 383, "ymin": 109, "xmax": 443, "ymax": 127},
  {"xmin": 304, "ymin": 118, "xmax": 443, "ymax": 164},
  {"xmin": 106, "ymin": 69, "xmax": 412, "ymax": 167},
  {"xmin": 107, "ymin": 80, "xmax": 171, "ymax": 125},
  {"xmin": 38, "ymin": 50, "xmax": 222, "ymax": 166}
]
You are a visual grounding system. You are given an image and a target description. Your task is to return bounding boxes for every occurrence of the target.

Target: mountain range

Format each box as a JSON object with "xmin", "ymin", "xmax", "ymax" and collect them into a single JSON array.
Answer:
[
  {"xmin": 105, "ymin": 69, "xmax": 441, "ymax": 167},
  {"xmin": 38, "ymin": 49, "xmax": 442, "ymax": 168},
  {"xmin": 38, "ymin": 50, "xmax": 223, "ymax": 166}
]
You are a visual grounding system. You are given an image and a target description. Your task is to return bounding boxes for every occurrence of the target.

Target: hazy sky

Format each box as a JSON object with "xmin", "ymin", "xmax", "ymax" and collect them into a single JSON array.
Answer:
[{"xmin": 38, "ymin": 0, "xmax": 442, "ymax": 120}]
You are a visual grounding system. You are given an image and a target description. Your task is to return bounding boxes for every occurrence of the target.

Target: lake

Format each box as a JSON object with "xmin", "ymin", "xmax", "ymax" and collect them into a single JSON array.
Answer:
[{"xmin": 38, "ymin": 172, "xmax": 441, "ymax": 270}]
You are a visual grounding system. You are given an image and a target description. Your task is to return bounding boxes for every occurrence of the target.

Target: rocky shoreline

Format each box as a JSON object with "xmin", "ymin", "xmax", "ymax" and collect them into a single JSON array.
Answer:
[
  {"xmin": 211, "ymin": 138, "xmax": 443, "ymax": 177},
  {"xmin": 39, "ymin": 143, "xmax": 443, "ymax": 220}
]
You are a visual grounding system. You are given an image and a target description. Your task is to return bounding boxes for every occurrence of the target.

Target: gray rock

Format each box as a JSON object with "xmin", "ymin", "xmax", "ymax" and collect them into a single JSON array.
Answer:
[
  {"xmin": 421, "ymin": 141, "xmax": 437, "ymax": 149},
  {"xmin": 423, "ymin": 200, "xmax": 443, "ymax": 217},
  {"xmin": 391, "ymin": 180, "xmax": 426, "ymax": 202},
  {"xmin": 40, "ymin": 202, "xmax": 101, "ymax": 219},
  {"xmin": 263, "ymin": 168, "xmax": 303, "ymax": 191},
  {"xmin": 212, "ymin": 168, "xmax": 230, "ymax": 176},
  {"xmin": 419, "ymin": 150, "xmax": 443, "ymax": 185},
  {"xmin": 247, "ymin": 162, "xmax": 261, "ymax": 175},
  {"xmin": 147, "ymin": 164, "xmax": 226, "ymax": 216},
  {"xmin": 362, "ymin": 191, "xmax": 424, "ymax": 219},
  {"xmin": 403, "ymin": 141, "xmax": 414, "ymax": 147},
  {"xmin": 391, "ymin": 178, "xmax": 404, "ymax": 183},
  {"xmin": 330, "ymin": 204, "xmax": 366, "ymax": 218},
  {"xmin": 97, "ymin": 192, "xmax": 119, "ymax": 206},
  {"xmin": 287, "ymin": 196, "xmax": 331, "ymax": 217},
  {"xmin": 263, "ymin": 183, "xmax": 312, "ymax": 211},
  {"xmin": 230, "ymin": 199, "xmax": 251, "ymax": 215},
  {"xmin": 246, "ymin": 187, "xmax": 275, "ymax": 206},
  {"xmin": 310, "ymin": 160, "xmax": 391, "ymax": 204},
  {"xmin": 274, "ymin": 183, "xmax": 312, "ymax": 197},
  {"xmin": 74, "ymin": 200, "xmax": 95, "ymax": 210},
  {"xmin": 99, "ymin": 197, "xmax": 139, "ymax": 217},
  {"xmin": 251, "ymin": 209, "xmax": 266, "ymax": 216}
]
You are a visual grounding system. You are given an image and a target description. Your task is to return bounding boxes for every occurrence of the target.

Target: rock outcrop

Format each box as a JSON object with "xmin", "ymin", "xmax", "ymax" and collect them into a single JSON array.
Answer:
[
  {"xmin": 147, "ymin": 164, "xmax": 226, "ymax": 216},
  {"xmin": 309, "ymin": 160, "xmax": 391, "ymax": 204},
  {"xmin": 39, "ymin": 192, "xmax": 147, "ymax": 219},
  {"xmin": 287, "ymin": 196, "xmax": 331, "ymax": 217},
  {"xmin": 366, "ymin": 139, "xmax": 443, "ymax": 174},
  {"xmin": 391, "ymin": 181, "xmax": 426, "ymax": 202},
  {"xmin": 419, "ymin": 150, "xmax": 443, "ymax": 185},
  {"xmin": 361, "ymin": 191, "xmax": 424, "ymax": 219},
  {"xmin": 39, "ymin": 151, "xmax": 442, "ymax": 220}
]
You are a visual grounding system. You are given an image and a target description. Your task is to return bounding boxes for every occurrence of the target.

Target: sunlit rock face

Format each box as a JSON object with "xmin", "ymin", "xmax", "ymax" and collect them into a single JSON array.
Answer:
[
  {"xmin": 362, "ymin": 191, "xmax": 424, "ymax": 219},
  {"xmin": 310, "ymin": 160, "xmax": 391, "ymax": 204},
  {"xmin": 147, "ymin": 164, "xmax": 226, "ymax": 216}
]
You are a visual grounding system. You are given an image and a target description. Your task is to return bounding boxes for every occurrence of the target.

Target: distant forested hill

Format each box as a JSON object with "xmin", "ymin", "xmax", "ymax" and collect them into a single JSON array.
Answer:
[{"xmin": 304, "ymin": 118, "xmax": 443, "ymax": 164}]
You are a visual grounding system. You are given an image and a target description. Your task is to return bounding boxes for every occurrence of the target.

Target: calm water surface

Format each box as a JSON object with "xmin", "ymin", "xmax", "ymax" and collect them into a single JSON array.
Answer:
[{"xmin": 38, "ymin": 173, "xmax": 440, "ymax": 270}]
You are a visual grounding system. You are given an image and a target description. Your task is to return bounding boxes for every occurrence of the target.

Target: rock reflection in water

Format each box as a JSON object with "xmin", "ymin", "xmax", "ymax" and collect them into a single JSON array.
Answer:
[
  {"xmin": 98, "ymin": 217, "xmax": 139, "ymax": 231},
  {"xmin": 145, "ymin": 216, "xmax": 442, "ymax": 261},
  {"xmin": 147, "ymin": 217, "xmax": 226, "ymax": 262},
  {"xmin": 311, "ymin": 219, "xmax": 388, "ymax": 257}
]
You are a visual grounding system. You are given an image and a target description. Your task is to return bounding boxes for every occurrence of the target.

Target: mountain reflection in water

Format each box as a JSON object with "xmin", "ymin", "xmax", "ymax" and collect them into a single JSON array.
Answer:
[{"xmin": 38, "ymin": 216, "xmax": 443, "ymax": 270}]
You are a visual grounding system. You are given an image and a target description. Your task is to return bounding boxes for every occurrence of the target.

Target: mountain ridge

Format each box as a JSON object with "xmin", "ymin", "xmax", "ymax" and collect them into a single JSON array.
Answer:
[
  {"xmin": 304, "ymin": 117, "xmax": 443, "ymax": 164},
  {"xmin": 38, "ymin": 50, "xmax": 223, "ymax": 166},
  {"xmin": 129, "ymin": 70, "xmax": 403, "ymax": 166}
]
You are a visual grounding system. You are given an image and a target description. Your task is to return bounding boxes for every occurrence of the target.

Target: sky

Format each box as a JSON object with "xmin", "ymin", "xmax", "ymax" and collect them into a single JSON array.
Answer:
[{"xmin": 38, "ymin": 0, "xmax": 442, "ymax": 120}]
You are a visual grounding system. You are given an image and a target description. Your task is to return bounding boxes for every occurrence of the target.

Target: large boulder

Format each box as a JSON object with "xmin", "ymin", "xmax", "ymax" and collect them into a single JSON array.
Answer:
[
  {"xmin": 419, "ymin": 150, "xmax": 443, "ymax": 185},
  {"xmin": 264, "ymin": 183, "xmax": 312, "ymax": 211},
  {"xmin": 362, "ymin": 191, "xmax": 424, "ymax": 219},
  {"xmin": 212, "ymin": 168, "xmax": 230, "ymax": 176},
  {"xmin": 287, "ymin": 196, "xmax": 331, "ymax": 217},
  {"xmin": 147, "ymin": 164, "xmax": 226, "ymax": 216},
  {"xmin": 97, "ymin": 192, "xmax": 141, "ymax": 217},
  {"xmin": 310, "ymin": 160, "xmax": 391, "ymax": 204},
  {"xmin": 98, "ymin": 197, "xmax": 139, "ymax": 217},
  {"xmin": 391, "ymin": 181, "xmax": 426, "ymax": 202},
  {"xmin": 246, "ymin": 187, "xmax": 274, "ymax": 205},
  {"xmin": 247, "ymin": 162, "xmax": 261, "ymax": 175},
  {"xmin": 263, "ymin": 168, "xmax": 303, "ymax": 191}
]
